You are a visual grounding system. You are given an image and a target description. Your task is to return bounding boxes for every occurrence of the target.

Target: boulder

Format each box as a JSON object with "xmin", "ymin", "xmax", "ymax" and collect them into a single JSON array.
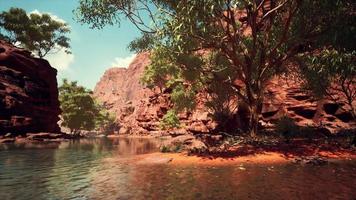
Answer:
[
  {"xmin": 187, "ymin": 122, "xmax": 210, "ymax": 133},
  {"xmin": 26, "ymin": 132, "xmax": 63, "ymax": 140},
  {"xmin": 160, "ymin": 135, "xmax": 207, "ymax": 153},
  {"xmin": 0, "ymin": 138, "xmax": 15, "ymax": 143},
  {"xmin": 293, "ymin": 156, "xmax": 328, "ymax": 165},
  {"xmin": 118, "ymin": 126, "xmax": 130, "ymax": 135}
]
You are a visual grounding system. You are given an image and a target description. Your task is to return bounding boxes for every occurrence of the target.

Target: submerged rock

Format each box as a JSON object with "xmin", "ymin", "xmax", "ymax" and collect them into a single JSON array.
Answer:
[
  {"xmin": 26, "ymin": 132, "xmax": 64, "ymax": 141},
  {"xmin": 0, "ymin": 138, "xmax": 15, "ymax": 143},
  {"xmin": 293, "ymin": 156, "xmax": 328, "ymax": 166},
  {"xmin": 137, "ymin": 156, "xmax": 173, "ymax": 165}
]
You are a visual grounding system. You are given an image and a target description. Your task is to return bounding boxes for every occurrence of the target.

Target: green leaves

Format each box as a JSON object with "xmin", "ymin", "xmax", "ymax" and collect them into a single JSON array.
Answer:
[
  {"xmin": 75, "ymin": 0, "xmax": 123, "ymax": 29},
  {"xmin": 0, "ymin": 7, "xmax": 71, "ymax": 58},
  {"xmin": 300, "ymin": 49, "xmax": 356, "ymax": 118},
  {"xmin": 302, "ymin": 49, "xmax": 355, "ymax": 96},
  {"xmin": 160, "ymin": 109, "xmax": 180, "ymax": 130},
  {"xmin": 76, "ymin": 0, "xmax": 356, "ymax": 133},
  {"xmin": 171, "ymin": 83, "xmax": 197, "ymax": 111},
  {"xmin": 59, "ymin": 79, "xmax": 116, "ymax": 133},
  {"xmin": 128, "ymin": 33, "xmax": 155, "ymax": 53}
]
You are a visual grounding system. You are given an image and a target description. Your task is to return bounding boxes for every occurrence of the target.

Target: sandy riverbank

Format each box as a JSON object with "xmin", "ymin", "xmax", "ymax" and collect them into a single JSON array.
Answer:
[
  {"xmin": 108, "ymin": 134, "xmax": 356, "ymax": 165},
  {"xmin": 136, "ymin": 149, "xmax": 356, "ymax": 166}
]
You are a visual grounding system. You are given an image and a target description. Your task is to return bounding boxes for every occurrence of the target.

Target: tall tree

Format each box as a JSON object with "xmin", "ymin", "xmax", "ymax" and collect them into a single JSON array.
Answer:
[
  {"xmin": 76, "ymin": 0, "xmax": 355, "ymax": 136},
  {"xmin": 59, "ymin": 79, "xmax": 97, "ymax": 134},
  {"xmin": 0, "ymin": 7, "xmax": 71, "ymax": 58},
  {"xmin": 59, "ymin": 79, "xmax": 118, "ymax": 134}
]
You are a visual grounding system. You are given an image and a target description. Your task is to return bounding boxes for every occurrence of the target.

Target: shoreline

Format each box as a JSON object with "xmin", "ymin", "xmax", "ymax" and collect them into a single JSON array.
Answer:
[
  {"xmin": 1, "ymin": 133, "xmax": 355, "ymax": 164},
  {"xmin": 106, "ymin": 134, "xmax": 160, "ymax": 139},
  {"xmin": 138, "ymin": 152, "xmax": 291, "ymax": 165},
  {"xmin": 137, "ymin": 149, "xmax": 356, "ymax": 166}
]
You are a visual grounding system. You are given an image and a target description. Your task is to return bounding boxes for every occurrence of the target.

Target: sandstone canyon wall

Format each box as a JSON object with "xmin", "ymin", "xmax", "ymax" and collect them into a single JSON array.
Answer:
[
  {"xmin": 0, "ymin": 40, "xmax": 61, "ymax": 135},
  {"xmin": 94, "ymin": 53, "xmax": 355, "ymax": 135}
]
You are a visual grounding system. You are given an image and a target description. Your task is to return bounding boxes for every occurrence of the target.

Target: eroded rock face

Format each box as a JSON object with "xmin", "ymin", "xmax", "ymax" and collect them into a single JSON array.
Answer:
[
  {"xmin": 262, "ymin": 77, "xmax": 355, "ymax": 132},
  {"xmin": 94, "ymin": 53, "xmax": 355, "ymax": 135},
  {"xmin": 94, "ymin": 52, "xmax": 154, "ymax": 114},
  {"xmin": 94, "ymin": 52, "xmax": 215, "ymax": 135},
  {"xmin": 0, "ymin": 40, "xmax": 60, "ymax": 135}
]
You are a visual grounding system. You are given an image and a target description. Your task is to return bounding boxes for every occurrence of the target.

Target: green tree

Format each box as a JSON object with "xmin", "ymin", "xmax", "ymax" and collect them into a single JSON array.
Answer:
[
  {"xmin": 59, "ymin": 79, "xmax": 97, "ymax": 134},
  {"xmin": 95, "ymin": 103, "xmax": 117, "ymax": 133},
  {"xmin": 76, "ymin": 0, "xmax": 354, "ymax": 137},
  {"xmin": 0, "ymin": 7, "xmax": 71, "ymax": 58},
  {"xmin": 300, "ymin": 49, "xmax": 356, "ymax": 119},
  {"xmin": 59, "ymin": 79, "xmax": 117, "ymax": 135},
  {"xmin": 297, "ymin": 0, "xmax": 355, "ymax": 120}
]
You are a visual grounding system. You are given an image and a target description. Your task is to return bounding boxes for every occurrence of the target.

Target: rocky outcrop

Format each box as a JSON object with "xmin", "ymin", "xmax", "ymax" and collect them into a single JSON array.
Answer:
[
  {"xmin": 159, "ymin": 135, "xmax": 207, "ymax": 153},
  {"xmin": 94, "ymin": 52, "xmax": 154, "ymax": 115},
  {"xmin": 262, "ymin": 77, "xmax": 355, "ymax": 132},
  {"xmin": 94, "ymin": 53, "xmax": 355, "ymax": 135},
  {"xmin": 0, "ymin": 40, "xmax": 60, "ymax": 135},
  {"xmin": 94, "ymin": 53, "xmax": 214, "ymax": 135}
]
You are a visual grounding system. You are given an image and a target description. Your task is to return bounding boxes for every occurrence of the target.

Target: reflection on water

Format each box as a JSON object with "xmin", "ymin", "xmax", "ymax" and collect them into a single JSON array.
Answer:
[{"xmin": 0, "ymin": 138, "xmax": 355, "ymax": 200}]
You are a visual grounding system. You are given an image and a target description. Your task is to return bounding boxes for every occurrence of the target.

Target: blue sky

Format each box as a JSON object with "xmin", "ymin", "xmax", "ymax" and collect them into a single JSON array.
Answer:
[{"xmin": 0, "ymin": 0, "xmax": 141, "ymax": 89}]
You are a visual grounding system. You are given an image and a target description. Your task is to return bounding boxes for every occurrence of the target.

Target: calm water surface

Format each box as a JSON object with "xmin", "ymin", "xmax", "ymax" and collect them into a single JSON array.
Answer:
[{"xmin": 0, "ymin": 138, "xmax": 355, "ymax": 200}]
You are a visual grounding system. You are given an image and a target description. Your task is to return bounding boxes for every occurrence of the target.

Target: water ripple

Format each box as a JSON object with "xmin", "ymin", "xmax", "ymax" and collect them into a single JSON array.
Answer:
[{"xmin": 0, "ymin": 138, "xmax": 355, "ymax": 200}]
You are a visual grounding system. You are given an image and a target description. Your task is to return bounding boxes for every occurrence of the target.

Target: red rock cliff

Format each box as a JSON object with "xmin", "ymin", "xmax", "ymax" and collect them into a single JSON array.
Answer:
[
  {"xmin": 0, "ymin": 40, "xmax": 60, "ymax": 135},
  {"xmin": 94, "ymin": 53, "xmax": 355, "ymax": 135},
  {"xmin": 94, "ymin": 52, "xmax": 153, "ymax": 115}
]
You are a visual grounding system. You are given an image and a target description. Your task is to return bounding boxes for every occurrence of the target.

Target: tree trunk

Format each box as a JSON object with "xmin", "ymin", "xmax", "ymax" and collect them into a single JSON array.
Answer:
[
  {"xmin": 347, "ymin": 99, "xmax": 356, "ymax": 120},
  {"xmin": 248, "ymin": 104, "xmax": 260, "ymax": 138},
  {"xmin": 247, "ymin": 97, "xmax": 263, "ymax": 138}
]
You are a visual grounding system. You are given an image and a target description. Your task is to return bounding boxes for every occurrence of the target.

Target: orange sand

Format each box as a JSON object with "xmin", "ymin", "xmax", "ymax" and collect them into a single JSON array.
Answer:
[
  {"xmin": 160, "ymin": 152, "xmax": 289, "ymax": 165},
  {"xmin": 138, "ymin": 150, "xmax": 356, "ymax": 166}
]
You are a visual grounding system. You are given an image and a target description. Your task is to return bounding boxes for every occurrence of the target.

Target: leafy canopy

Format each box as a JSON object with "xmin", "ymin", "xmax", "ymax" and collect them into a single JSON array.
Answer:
[
  {"xmin": 59, "ymin": 79, "xmax": 116, "ymax": 134},
  {"xmin": 0, "ymin": 7, "xmax": 71, "ymax": 58},
  {"xmin": 76, "ymin": 0, "xmax": 355, "ymax": 135},
  {"xmin": 160, "ymin": 109, "xmax": 180, "ymax": 130},
  {"xmin": 300, "ymin": 49, "xmax": 356, "ymax": 119}
]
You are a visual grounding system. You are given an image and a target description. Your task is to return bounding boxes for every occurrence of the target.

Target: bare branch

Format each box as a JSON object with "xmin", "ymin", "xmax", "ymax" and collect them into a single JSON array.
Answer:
[{"xmin": 262, "ymin": 0, "xmax": 289, "ymax": 20}]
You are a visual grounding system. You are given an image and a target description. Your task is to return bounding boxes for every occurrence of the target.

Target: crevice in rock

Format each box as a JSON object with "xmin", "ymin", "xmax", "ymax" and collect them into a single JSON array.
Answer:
[
  {"xmin": 288, "ymin": 107, "xmax": 316, "ymax": 119},
  {"xmin": 291, "ymin": 95, "xmax": 310, "ymax": 101},
  {"xmin": 262, "ymin": 110, "xmax": 278, "ymax": 118},
  {"xmin": 335, "ymin": 112, "xmax": 354, "ymax": 123},
  {"xmin": 323, "ymin": 103, "xmax": 340, "ymax": 115}
]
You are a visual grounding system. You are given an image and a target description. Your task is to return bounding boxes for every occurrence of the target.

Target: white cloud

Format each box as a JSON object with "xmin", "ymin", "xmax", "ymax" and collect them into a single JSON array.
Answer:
[
  {"xmin": 111, "ymin": 54, "xmax": 137, "ymax": 68},
  {"xmin": 45, "ymin": 48, "xmax": 74, "ymax": 71},
  {"xmin": 29, "ymin": 9, "xmax": 67, "ymax": 24}
]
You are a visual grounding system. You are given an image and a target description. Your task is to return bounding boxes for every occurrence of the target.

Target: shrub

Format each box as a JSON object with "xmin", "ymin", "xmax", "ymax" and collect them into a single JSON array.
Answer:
[
  {"xmin": 275, "ymin": 116, "xmax": 299, "ymax": 142},
  {"xmin": 298, "ymin": 126, "xmax": 318, "ymax": 142},
  {"xmin": 160, "ymin": 145, "xmax": 170, "ymax": 153},
  {"xmin": 335, "ymin": 129, "xmax": 356, "ymax": 148},
  {"xmin": 159, "ymin": 143, "xmax": 183, "ymax": 153},
  {"xmin": 160, "ymin": 110, "xmax": 180, "ymax": 130}
]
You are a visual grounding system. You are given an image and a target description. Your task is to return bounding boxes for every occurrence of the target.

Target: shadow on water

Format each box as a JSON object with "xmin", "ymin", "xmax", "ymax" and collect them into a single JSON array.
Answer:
[{"xmin": 0, "ymin": 137, "xmax": 355, "ymax": 200}]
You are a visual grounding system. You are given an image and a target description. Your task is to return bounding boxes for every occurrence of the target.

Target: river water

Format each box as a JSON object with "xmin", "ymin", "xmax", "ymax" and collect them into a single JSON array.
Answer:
[{"xmin": 0, "ymin": 138, "xmax": 355, "ymax": 200}]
